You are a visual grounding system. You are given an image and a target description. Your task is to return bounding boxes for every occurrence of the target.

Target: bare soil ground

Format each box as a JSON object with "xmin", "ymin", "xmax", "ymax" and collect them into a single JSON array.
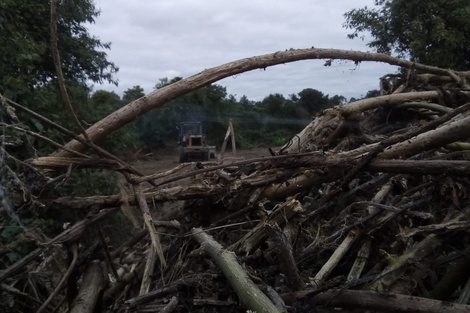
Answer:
[{"xmin": 131, "ymin": 147, "xmax": 276, "ymax": 176}]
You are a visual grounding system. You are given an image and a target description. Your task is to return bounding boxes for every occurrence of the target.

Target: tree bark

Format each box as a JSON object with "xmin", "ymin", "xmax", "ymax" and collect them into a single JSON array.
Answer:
[
  {"xmin": 47, "ymin": 158, "xmax": 470, "ymax": 211},
  {"xmin": 192, "ymin": 228, "xmax": 281, "ymax": 313},
  {"xmin": 69, "ymin": 262, "xmax": 105, "ymax": 313}
]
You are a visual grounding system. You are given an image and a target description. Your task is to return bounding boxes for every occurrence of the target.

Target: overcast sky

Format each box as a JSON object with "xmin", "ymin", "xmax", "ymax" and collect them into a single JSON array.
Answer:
[{"xmin": 88, "ymin": 0, "xmax": 397, "ymax": 101}]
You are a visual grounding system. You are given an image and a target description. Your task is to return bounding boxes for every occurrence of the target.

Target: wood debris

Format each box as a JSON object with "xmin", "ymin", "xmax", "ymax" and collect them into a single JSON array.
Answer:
[{"xmin": 2, "ymin": 61, "xmax": 470, "ymax": 313}]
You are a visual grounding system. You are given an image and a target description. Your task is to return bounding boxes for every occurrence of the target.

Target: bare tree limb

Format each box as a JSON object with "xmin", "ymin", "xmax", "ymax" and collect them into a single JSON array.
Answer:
[
  {"xmin": 0, "ymin": 208, "xmax": 117, "ymax": 284},
  {"xmin": 53, "ymin": 48, "xmax": 470, "ymax": 157},
  {"xmin": 69, "ymin": 262, "xmax": 106, "ymax": 313},
  {"xmin": 191, "ymin": 227, "xmax": 281, "ymax": 313},
  {"xmin": 133, "ymin": 184, "xmax": 167, "ymax": 268},
  {"xmin": 37, "ymin": 243, "xmax": 79, "ymax": 313},
  {"xmin": 50, "ymin": 0, "xmax": 89, "ymax": 139}
]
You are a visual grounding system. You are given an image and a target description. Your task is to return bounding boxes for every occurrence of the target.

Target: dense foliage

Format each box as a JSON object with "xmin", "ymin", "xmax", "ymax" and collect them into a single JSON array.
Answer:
[
  {"xmin": 0, "ymin": 0, "xmax": 124, "ymax": 156},
  {"xmin": 121, "ymin": 80, "xmax": 346, "ymax": 151},
  {"xmin": 344, "ymin": 0, "xmax": 470, "ymax": 70},
  {"xmin": 0, "ymin": 0, "xmax": 118, "ymax": 100}
]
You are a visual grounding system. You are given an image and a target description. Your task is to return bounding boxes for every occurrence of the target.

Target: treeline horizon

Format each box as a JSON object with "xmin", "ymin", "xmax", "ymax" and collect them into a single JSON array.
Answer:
[{"xmin": 82, "ymin": 76, "xmax": 370, "ymax": 156}]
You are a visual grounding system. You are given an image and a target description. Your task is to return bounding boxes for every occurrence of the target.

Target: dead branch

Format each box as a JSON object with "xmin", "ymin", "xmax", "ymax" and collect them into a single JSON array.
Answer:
[
  {"xmin": 0, "ymin": 208, "xmax": 117, "ymax": 284},
  {"xmin": 369, "ymin": 234, "xmax": 442, "ymax": 291},
  {"xmin": 191, "ymin": 227, "xmax": 281, "ymax": 313},
  {"xmin": 379, "ymin": 114, "xmax": 470, "ymax": 159},
  {"xmin": 230, "ymin": 197, "xmax": 305, "ymax": 254},
  {"xmin": 69, "ymin": 262, "xmax": 106, "ymax": 313},
  {"xmin": 37, "ymin": 243, "xmax": 79, "ymax": 313},
  {"xmin": 133, "ymin": 184, "xmax": 167, "ymax": 268},
  {"xmin": 339, "ymin": 90, "xmax": 443, "ymax": 117},
  {"xmin": 47, "ymin": 158, "xmax": 470, "ymax": 212},
  {"xmin": 267, "ymin": 224, "xmax": 305, "ymax": 292},
  {"xmin": 50, "ymin": 0, "xmax": 89, "ymax": 139}
]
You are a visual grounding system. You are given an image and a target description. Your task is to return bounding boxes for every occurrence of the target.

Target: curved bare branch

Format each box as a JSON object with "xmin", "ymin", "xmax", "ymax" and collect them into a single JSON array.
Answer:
[{"xmin": 53, "ymin": 47, "xmax": 469, "ymax": 157}]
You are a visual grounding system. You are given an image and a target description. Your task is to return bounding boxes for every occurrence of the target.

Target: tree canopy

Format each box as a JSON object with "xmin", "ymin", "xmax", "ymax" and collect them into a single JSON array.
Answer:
[
  {"xmin": 0, "ymin": 0, "xmax": 118, "ymax": 100},
  {"xmin": 343, "ymin": 0, "xmax": 470, "ymax": 70}
]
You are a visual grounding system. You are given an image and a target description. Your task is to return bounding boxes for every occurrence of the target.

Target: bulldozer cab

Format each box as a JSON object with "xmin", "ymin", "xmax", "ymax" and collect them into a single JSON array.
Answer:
[
  {"xmin": 177, "ymin": 122, "xmax": 216, "ymax": 162},
  {"xmin": 178, "ymin": 122, "xmax": 204, "ymax": 147}
]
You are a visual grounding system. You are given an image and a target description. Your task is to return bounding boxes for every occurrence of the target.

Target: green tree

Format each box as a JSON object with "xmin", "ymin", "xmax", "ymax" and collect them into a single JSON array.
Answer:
[
  {"xmin": 297, "ymin": 88, "xmax": 330, "ymax": 115},
  {"xmin": 261, "ymin": 94, "xmax": 290, "ymax": 117},
  {"xmin": 231, "ymin": 96, "xmax": 263, "ymax": 149},
  {"xmin": 125, "ymin": 84, "xmax": 179, "ymax": 149},
  {"xmin": 0, "ymin": 0, "xmax": 120, "ymax": 155},
  {"xmin": 328, "ymin": 95, "xmax": 347, "ymax": 106},
  {"xmin": 86, "ymin": 90, "xmax": 140, "ymax": 154},
  {"xmin": 365, "ymin": 89, "xmax": 381, "ymax": 98},
  {"xmin": 0, "ymin": 0, "xmax": 118, "ymax": 100},
  {"xmin": 344, "ymin": 0, "xmax": 470, "ymax": 69},
  {"xmin": 122, "ymin": 85, "xmax": 145, "ymax": 105},
  {"xmin": 83, "ymin": 90, "xmax": 121, "ymax": 122},
  {"xmin": 189, "ymin": 84, "xmax": 229, "ymax": 143},
  {"xmin": 255, "ymin": 94, "xmax": 302, "ymax": 145}
]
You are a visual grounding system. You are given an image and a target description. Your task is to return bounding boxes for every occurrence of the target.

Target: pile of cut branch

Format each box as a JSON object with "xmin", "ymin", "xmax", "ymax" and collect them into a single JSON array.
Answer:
[{"xmin": 2, "ymin": 49, "xmax": 470, "ymax": 313}]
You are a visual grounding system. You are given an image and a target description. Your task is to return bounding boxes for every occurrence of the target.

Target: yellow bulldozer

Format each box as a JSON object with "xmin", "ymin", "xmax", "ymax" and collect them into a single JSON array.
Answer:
[{"xmin": 177, "ymin": 122, "xmax": 216, "ymax": 162}]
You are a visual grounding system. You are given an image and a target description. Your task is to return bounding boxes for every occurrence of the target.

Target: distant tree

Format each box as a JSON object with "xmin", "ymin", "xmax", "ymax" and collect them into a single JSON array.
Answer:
[
  {"xmin": 120, "ymin": 86, "xmax": 147, "ymax": 149},
  {"xmin": 154, "ymin": 77, "xmax": 182, "ymax": 90},
  {"xmin": 297, "ymin": 88, "xmax": 330, "ymax": 115},
  {"xmin": 328, "ymin": 95, "xmax": 347, "ymax": 106},
  {"xmin": 84, "ymin": 90, "xmax": 121, "ymax": 122},
  {"xmin": 120, "ymin": 85, "xmax": 169, "ymax": 149},
  {"xmin": 239, "ymin": 95, "xmax": 255, "ymax": 106},
  {"xmin": 86, "ymin": 90, "xmax": 140, "ymax": 153},
  {"xmin": 155, "ymin": 81, "xmax": 231, "ymax": 145},
  {"xmin": 122, "ymin": 85, "xmax": 145, "ymax": 104},
  {"xmin": 179, "ymin": 84, "xmax": 235, "ymax": 145},
  {"xmin": 365, "ymin": 89, "xmax": 381, "ymax": 98},
  {"xmin": 260, "ymin": 94, "xmax": 291, "ymax": 117},
  {"xmin": 289, "ymin": 94, "xmax": 299, "ymax": 102},
  {"xmin": 343, "ymin": 0, "xmax": 470, "ymax": 70},
  {"xmin": 131, "ymin": 81, "xmax": 229, "ymax": 149},
  {"xmin": 257, "ymin": 93, "xmax": 301, "ymax": 143},
  {"xmin": 119, "ymin": 80, "xmax": 344, "ymax": 151},
  {"xmin": 232, "ymin": 96, "xmax": 263, "ymax": 149}
]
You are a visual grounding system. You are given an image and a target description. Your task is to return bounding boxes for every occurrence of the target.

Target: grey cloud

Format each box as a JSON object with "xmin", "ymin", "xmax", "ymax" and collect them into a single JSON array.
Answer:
[{"xmin": 89, "ymin": 0, "xmax": 395, "ymax": 100}]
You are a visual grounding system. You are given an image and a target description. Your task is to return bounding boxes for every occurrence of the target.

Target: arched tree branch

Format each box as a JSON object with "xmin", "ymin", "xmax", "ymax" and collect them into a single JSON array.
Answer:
[{"xmin": 53, "ymin": 47, "xmax": 470, "ymax": 157}]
